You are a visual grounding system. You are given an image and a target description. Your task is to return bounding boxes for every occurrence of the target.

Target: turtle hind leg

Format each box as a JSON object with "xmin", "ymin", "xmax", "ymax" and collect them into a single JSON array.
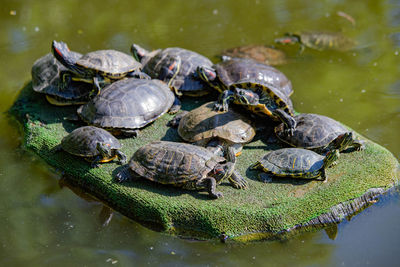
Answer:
[{"xmin": 168, "ymin": 96, "xmax": 181, "ymax": 114}]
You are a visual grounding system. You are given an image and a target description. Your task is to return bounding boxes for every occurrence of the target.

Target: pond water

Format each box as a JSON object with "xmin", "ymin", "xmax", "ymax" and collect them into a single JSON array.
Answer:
[{"xmin": 0, "ymin": 0, "xmax": 399, "ymax": 266}]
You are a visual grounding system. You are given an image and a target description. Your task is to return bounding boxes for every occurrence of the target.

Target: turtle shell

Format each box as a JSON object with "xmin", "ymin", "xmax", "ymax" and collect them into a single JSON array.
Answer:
[
  {"xmin": 61, "ymin": 126, "xmax": 122, "ymax": 157},
  {"xmin": 77, "ymin": 78, "xmax": 174, "ymax": 131},
  {"xmin": 298, "ymin": 32, "xmax": 356, "ymax": 51},
  {"xmin": 77, "ymin": 50, "xmax": 142, "ymax": 78},
  {"xmin": 214, "ymin": 58, "xmax": 293, "ymax": 97},
  {"xmin": 256, "ymin": 148, "xmax": 325, "ymax": 178},
  {"xmin": 274, "ymin": 113, "xmax": 353, "ymax": 151},
  {"xmin": 220, "ymin": 45, "xmax": 287, "ymax": 66},
  {"xmin": 142, "ymin": 47, "xmax": 213, "ymax": 95},
  {"xmin": 31, "ymin": 53, "xmax": 92, "ymax": 104},
  {"xmin": 178, "ymin": 101, "xmax": 256, "ymax": 144},
  {"xmin": 129, "ymin": 141, "xmax": 223, "ymax": 185}
]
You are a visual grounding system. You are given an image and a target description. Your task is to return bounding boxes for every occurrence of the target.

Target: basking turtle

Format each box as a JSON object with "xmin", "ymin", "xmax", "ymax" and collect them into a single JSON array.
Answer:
[
  {"xmin": 220, "ymin": 45, "xmax": 287, "ymax": 66},
  {"xmin": 31, "ymin": 53, "xmax": 92, "ymax": 105},
  {"xmin": 51, "ymin": 40, "xmax": 148, "ymax": 96},
  {"xmin": 170, "ymin": 102, "xmax": 256, "ymax": 157},
  {"xmin": 77, "ymin": 78, "xmax": 175, "ymax": 136},
  {"xmin": 252, "ymin": 148, "xmax": 339, "ymax": 182},
  {"xmin": 58, "ymin": 126, "xmax": 127, "ymax": 167},
  {"xmin": 275, "ymin": 31, "xmax": 356, "ymax": 52},
  {"xmin": 197, "ymin": 58, "xmax": 296, "ymax": 132},
  {"xmin": 274, "ymin": 113, "xmax": 365, "ymax": 153},
  {"xmin": 131, "ymin": 44, "xmax": 213, "ymax": 97},
  {"xmin": 115, "ymin": 141, "xmax": 248, "ymax": 199}
]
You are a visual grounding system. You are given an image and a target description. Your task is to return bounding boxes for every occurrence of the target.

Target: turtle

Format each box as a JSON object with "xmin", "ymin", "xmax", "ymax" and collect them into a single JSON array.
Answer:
[
  {"xmin": 115, "ymin": 141, "xmax": 248, "ymax": 199},
  {"xmin": 31, "ymin": 53, "xmax": 92, "ymax": 105},
  {"xmin": 58, "ymin": 126, "xmax": 127, "ymax": 167},
  {"xmin": 51, "ymin": 40, "xmax": 149, "ymax": 96},
  {"xmin": 275, "ymin": 31, "xmax": 356, "ymax": 53},
  {"xmin": 77, "ymin": 78, "xmax": 175, "ymax": 136},
  {"xmin": 196, "ymin": 58, "xmax": 296, "ymax": 133},
  {"xmin": 219, "ymin": 45, "xmax": 287, "ymax": 66},
  {"xmin": 169, "ymin": 101, "xmax": 256, "ymax": 158},
  {"xmin": 274, "ymin": 113, "xmax": 365, "ymax": 153},
  {"xmin": 251, "ymin": 148, "xmax": 340, "ymax": 182},
  {"xmin": 131, "ymin": 44, "xmax": 213, "ymax": 111}
]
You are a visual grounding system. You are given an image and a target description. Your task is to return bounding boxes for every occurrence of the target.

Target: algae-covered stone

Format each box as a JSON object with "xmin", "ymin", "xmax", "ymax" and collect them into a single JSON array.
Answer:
[{"xmin": 8, "ymin": 84, "xmax": 399, "ymax": 241}]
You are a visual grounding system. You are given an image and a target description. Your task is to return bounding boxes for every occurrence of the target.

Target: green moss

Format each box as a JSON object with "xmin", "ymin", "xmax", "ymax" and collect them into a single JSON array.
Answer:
[{"xmin": 8, "ymin": 84, "xmax": 399, "ymax": 241}]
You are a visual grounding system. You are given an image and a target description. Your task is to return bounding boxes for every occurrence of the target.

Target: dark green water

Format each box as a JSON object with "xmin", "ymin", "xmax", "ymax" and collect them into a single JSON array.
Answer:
[{"xmin": 0, "ymin": 0, "xmax": 399, "ymax": 266}]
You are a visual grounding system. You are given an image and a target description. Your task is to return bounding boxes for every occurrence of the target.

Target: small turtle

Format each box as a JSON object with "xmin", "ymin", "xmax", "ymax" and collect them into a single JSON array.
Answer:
[
  {"xmin": 31, "ymin": 53, "xmax": 92, "ymax": 105},
  {"xmin": 77, "ymin": 78, "xmax": 175, "ymax": 136},
  {"xmin": 197, "ymin": 58, "xmax": 296, "ymax": 133},
  {"xmin": 58, "ymin": 126, "xmax": 127, "ymax": 167},
  {"xmin": 169, "ymin": 102, "xmax": 256, "ymax": 157},
  {"xmin": 220, "ymin": 45, "xmax": 287, "ymax": 66},
  {"xmin": 275, "ymin": 31, "xmax": 356, "ymax": 52},
  {"xmin": 252, "ymin": 148, "xmax": 340, "ymax": 182},
  {"xmin": 51, "ymin": 40, "xmax": 149, "ymax": 96},
  {"xmin": 275, "ymin": 113, "xmax": 365, "ymax": 153},
  {"xmin": 115, "ymin": 141, "xmax": 247, "ymax": 199},
  {"xmin": 131, "ymin": 44, "xmax": 213, "ymax": 111}
]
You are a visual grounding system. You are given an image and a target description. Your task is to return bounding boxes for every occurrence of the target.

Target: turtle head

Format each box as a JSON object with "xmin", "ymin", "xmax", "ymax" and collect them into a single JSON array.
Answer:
[
  {"xmin": 233, "ymin": 88, "xmax": 260, "ymax": 106},
  {"xmin": 274, "ymin": 33, "xmax": 300, "ymax": 45},
  {"xmin": 331, "ymin": 132, "xmax": 354, "ymax": 151},
  {"xmin": 51, "ymin": 40, "xmax": 77, "ymax": 68},
  {"xmin": 211, "ymin": 162, "xmax": 235, "ymax": 184},
  {"xmin": 323, "ymin": 149, "xmax": 339, "ymax": 168},
  {"xmin": 96, "ymin": 142, "xmax": 113, "ymax": 158},
  {"xmin": 130, "ymin": 43, "xmax": 149, "ymax": 62}
]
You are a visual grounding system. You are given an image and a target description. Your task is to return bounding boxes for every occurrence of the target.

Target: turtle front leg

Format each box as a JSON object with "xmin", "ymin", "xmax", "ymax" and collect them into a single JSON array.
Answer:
[
  {"xmin": 90, "ymin": 155, "xmax": 103, "ymax": 168},
  {"xmin": 320, "ymin": 168, "xmax": 328, "ymax": 183},
  {"xmin": 115, "ymin": 165, "xmax": 139, "ymax": 183},
  {"xmin": 91, "ymin": 76, "xmax": 103, "ymax": 97},
  {"xmin": 59, "ymin": 70, "xmax": 74, "ymax": 90},
  {"xmin": 214, "ymin": 90, "xmax": 235, "ymax": 112},
  {"xmin": 200, "ymin": 177, "xmax": 224, "ymax": 199},
  {"xmin": 229, "ymin": 171, "xmax": 248, "ymax": 189},
  {"xmin": 273, "ymin": 109, "xmax": 296, "ymax": 136}
]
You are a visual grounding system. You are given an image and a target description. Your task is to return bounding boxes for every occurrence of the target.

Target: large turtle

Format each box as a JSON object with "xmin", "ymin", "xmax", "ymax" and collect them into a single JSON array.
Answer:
[
  {"xmin": 131, "ymin": 44, "xmax": 213, "ymax": 111},
  {"xmin": 219, "ymin": 45, "xmax": 287, "ymax": 66},
  {"xmin": 58, "ymin": 126, "xmax": 127, "ymax": 167},
  {"xmin": 197, "ymin": 58, "xmax": 296, "ymax": 133},
  {"xmin": 77, "ymin": 78, "xmax": 175, "ymax": 136},
  {"xmin": 115, "ymin": 141, "xmax": 248, "ymax": 199},
  {"xmin": 31, "ymin": 53, "xmax": 92, "ymax": 105},
  {"xmin": 169, "ymin": 102, "xmax": 256, "ymax": 158},
  {"xmin": 252, "ymin": 148, "xmax": 340, "ymax": 182},
  {"xmin": 274, "ymin": 113, "xmax": 365, "ymax": 153},
  {"xmin": 275, "ymin": 31, "xmax": 356, "ymax": 52},
  {"xmin": 51, "ymin": 41, "xmax": 149, "ymax": 96}
]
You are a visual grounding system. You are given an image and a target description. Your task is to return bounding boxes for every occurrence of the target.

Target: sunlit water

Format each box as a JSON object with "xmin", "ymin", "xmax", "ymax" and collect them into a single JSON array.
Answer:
[{"xmin": 0, "ymin": 0, "xmax": 399, "ymax": 266}]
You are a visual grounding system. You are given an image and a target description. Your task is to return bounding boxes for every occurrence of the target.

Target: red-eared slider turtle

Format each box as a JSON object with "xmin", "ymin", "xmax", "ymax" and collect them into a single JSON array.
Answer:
[
  {"xmin": 115, "ymin": 141, "xmax": 248, "ymax": 199},
  {"xmin": 220, "ymin": 45, "xmax": 287, "ymax": 66},
  {"xmin": 274, "ymin": 113, "xmax": 365, "ymax": 153},
  {"xmin": 197, "ymin": 58, "xmax": 296, "ymax": 133},
  {"xmin": 31, "ymin": 53, "xmax": 92, "ymax": 105},
  {"xmin": 131, "ymin": 44, "xmax": 213, "ymax": 111},
  {"xmin": 275, "ymin": 31, "xmax": 356, "ymax": 52},
  {"xmin": 77, "ymin": 78, "xmax": 175, "ymax": 136},
  {"xmin": 59, "ymin": 126, "xmax": 127, "ymax": 167},
  {"xmin": 252, "ymin": 148, "xmax": 339, "ymax": 182},
  {"xmin": 169, "ymin": 102, "xmax": 256, "ymax": 157},
  {"xmin": 51, "ymin": 41, "xmax": 149, "ymax": 96}
]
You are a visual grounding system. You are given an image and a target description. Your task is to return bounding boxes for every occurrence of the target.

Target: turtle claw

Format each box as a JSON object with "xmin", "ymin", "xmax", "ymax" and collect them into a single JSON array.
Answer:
[{"xmin": 258, "ymin": 173, "xmax": 273, "ymax": 183}]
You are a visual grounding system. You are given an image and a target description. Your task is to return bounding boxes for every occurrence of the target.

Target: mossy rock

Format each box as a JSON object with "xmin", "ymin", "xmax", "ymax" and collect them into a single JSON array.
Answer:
[{"xmin": 8, "ymin": 84, "xmax": 399, "ymax": 241}]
